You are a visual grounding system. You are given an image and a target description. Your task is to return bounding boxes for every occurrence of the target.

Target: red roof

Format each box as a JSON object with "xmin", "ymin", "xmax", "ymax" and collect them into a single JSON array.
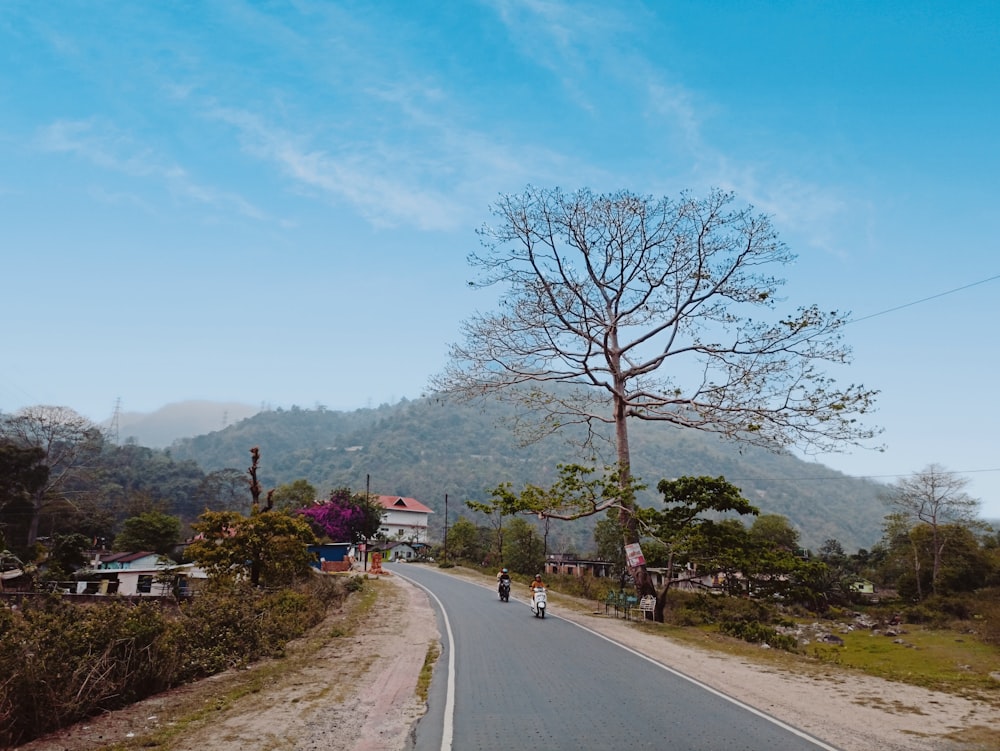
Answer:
[
  {"xmin": 375, "ymin": 495, "xmax": 433, "ymax": 514},
  {"xmin": 99, "ymin": 551, "xmax": 157, "ymax": 563}
]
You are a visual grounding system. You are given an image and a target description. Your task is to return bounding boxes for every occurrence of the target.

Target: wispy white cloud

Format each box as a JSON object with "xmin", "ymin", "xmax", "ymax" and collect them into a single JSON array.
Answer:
[
  {"xmin": 205, "ymin": 105, "xmax": 467, "ymax": 231},
  {"xmin": 489, "ymin": 0, "xmax": 858, "ymax": 255},
  {"xmin": 35, "ymin": 118, "xmax": 269, "ymax": 221},
  {"xmin": 490, "ymin": 0, "xmax": 633, "ymax": 113},
  {"xmin": 203, "ymin": 87, "xmax": 585, "ymax": 232}
]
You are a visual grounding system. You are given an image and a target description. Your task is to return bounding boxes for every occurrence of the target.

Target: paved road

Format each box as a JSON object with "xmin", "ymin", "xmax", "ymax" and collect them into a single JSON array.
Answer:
[{"xmin": 390, "ymin": 563, "xmax": 840, "ymax": 751}]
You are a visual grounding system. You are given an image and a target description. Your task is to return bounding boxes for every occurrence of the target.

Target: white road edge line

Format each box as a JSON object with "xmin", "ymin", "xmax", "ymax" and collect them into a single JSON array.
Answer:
[
  {"xmin": 563, "ymin": 614, "xmax": 843, "ymax": 751},
  {"xmin": 392, "ymin": 571, "xmax": 455, "ymax": 751}
]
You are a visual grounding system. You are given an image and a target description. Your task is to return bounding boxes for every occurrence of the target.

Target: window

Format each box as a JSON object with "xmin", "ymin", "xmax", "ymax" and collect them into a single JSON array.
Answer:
[{"xmin": 137, "ymin": 575, "xmax": 153, "ymax": 594}]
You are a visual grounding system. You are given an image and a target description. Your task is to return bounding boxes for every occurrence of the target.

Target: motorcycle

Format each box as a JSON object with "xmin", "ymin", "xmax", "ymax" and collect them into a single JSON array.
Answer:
[
  {"xmin": 530, "ymin": 587, "xmax": 547, "ymax": 618},
  {"xmin": 498, "ymin": 578, "xmax": 511, "ymax": 602}
]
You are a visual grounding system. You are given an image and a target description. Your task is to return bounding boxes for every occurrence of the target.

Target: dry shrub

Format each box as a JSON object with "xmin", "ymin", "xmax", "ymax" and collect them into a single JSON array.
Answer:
[
  {"xmin": 0, "ymin": 575, "xmax": 353, "ymax": 748},
  {"xmin": 973, "ymin": 588, "xmax": 1000, "ymax": 647}
]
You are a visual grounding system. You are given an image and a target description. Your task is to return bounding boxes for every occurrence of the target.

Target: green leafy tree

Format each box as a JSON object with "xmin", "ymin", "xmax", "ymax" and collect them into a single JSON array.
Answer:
[
  {"xmin": 93, "ymin": 441, "xmax": 206, "ymax": 524},
  {"xmin": 593, "ymin": 514, "xmax": 628, "ymax": 588},
  {"xmin": 749, "ymin": 514, "xmax": 801, "ymax": 552},
  {"xmin": 502, "ymin": 517, "xmax": 544, "ymax": 575},
  {"xmin": 196, "ymin": 468, "xmax": 250, "ymax": 512},
  {"xmin": 434, "ymin": 187, "xmax": 880, "ymax": 611},
  {"xmin": 270, "ymin": 479, "xmax": 318, "ymax": 511},
  {"xmin": 892, "ymin": 523, "xmax": 992, "ymax": 599},
  {"xmin": 186, "ymin": 509, "xmax": 317, "ymax": 587},
  {"xmin": 818, "ymin": 539, "xmax": 847, "ymax": 567},
  {"xmin": 0, "ymin": 442, "xmax": 49, "ymax": 556},
  {"xmin": 113, "ymin": 510, "xmax": 182, "ymax": 555},
  {"xmin": 467, "ymin": 483, "xmax": 525, "ymax": 566},
  {"xmin": 0, "ymin": 442, "xmax": 49, "ymax": 511},
  {"xmin": 816, "ymin": 538, "xmax": 860, "ymax": 603},
  {"xmin": 637, "ymin": 476, "xmax": 759, "ymax": 619},
  {"xmin": 443, "ymin": 516, "xmax": 485, "ymax": 563},
  {"xmin": 0, "ymin": 406, "xmax": 102, "ymax": 548},
  {"xmin": 42, "ymin": 532, "xmax": 91, "ymax": 579}
]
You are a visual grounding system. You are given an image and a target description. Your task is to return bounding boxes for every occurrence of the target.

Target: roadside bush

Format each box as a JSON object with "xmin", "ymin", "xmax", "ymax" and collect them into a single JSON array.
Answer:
[
  {"xmin": 677, "ymin": 592, "xmax": 778, "ymax": 626},
  {"xmin": 0, "ymin": 596, "xmax": 173, "ymax": 746},
  {"xmin": 0, "ymin": 575, "xmax": 354, "ymax": 748},
  {"xmin": 718, "ymin": 619, "xmax": 799, "ymax": 652},
  {"xmin": 545, "ymin": 572, "xmax": 602, "ymax": 600},
  {"xmin": 901, "ymin": 602, "xmax": 949, "ymax": 627},
  {"xmin": 973, "ymin": 588, "xmax": 1000, "ymax": 647}
]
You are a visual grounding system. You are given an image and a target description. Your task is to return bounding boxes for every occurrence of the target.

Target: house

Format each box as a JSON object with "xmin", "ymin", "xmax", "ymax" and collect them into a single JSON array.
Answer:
[
  {"xmin": 80, "ymin": 551, "xmax": 208, "ymax": 596},
  {"xmin": 375, "ymin": 495, "xmax": 433, "ymax": 542},
  {"xmin": 94, "ymin": 551, "xmax": 163, "ymax": 570},
  {"xmin": 849, "ymin": 578, "xmax": 875, "ymax": 595},
  {"xmin": 376, "ymin": 540, "xmax": 432, "ymax": 562},
  {"xmin": 646, "ymin": 565, "xmax": 722, "ymax": 591},
  {"xmin": 544, "ymin": 553, "xmax": 613, "ymax": 578}
]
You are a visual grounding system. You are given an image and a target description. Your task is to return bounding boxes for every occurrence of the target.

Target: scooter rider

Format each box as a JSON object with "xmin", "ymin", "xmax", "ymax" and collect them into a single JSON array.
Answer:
[
  {"xmin": 497, "ymin": 567, "xmax": 511, "ymax": 594},
  {"xmin": 528, "ymin": 573, "xmax": 545, "ymax": 592}
]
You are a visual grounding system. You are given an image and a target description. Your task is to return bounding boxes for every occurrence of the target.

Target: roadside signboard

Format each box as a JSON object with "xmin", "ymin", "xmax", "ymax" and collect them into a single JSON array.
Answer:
[{"xmin": 624, "ymin": 542, "xmax": 646, "ymax": 568}]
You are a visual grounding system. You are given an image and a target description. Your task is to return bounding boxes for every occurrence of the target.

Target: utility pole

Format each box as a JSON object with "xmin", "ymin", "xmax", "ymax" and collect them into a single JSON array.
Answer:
[
  {"xmin": 364, "ymin": 474, "xmax": 370, "ymax": 572},
  {"xmin": 443, "ymin": 493, "xmax": 449, "ymax": 564}
]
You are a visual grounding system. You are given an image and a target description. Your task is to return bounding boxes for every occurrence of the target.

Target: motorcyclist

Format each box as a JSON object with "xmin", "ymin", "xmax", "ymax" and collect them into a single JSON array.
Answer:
[
  {"xmin": 497, "ymin": 567, "xmax": 511, "ymax": 594},
  {"xmin": 528, "ymin": 573, "xmax": 546, "ymax": 593}
]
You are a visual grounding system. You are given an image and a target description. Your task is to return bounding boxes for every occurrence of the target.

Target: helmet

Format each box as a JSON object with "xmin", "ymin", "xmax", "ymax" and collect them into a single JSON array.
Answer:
[
  {"xmin": 502, "ymin": 568, "xmax": 508, "ymax": 573},
  {"xmin": 534, "ymin": 574, "xmax": 542, "ymax": 580}
]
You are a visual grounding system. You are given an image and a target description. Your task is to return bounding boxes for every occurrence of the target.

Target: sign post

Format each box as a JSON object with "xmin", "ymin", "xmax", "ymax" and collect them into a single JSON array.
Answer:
[
  {"xmin": 624, "ymin": 542, "xmax": 646, "ymax": 568},
  {"xmin": 639, "ymin": 595, "xmax": 656, "ymax": 621}
]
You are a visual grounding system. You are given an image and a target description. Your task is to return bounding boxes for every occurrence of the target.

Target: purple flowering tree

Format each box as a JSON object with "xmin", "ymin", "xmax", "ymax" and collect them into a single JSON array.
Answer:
[{"xmin": 298, "ymin": 487, "xmax": 384, "ymax": 543}]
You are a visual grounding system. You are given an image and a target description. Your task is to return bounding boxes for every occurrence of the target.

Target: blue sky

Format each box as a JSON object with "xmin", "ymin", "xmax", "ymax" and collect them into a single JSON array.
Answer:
[{"xmin": 2, "ymin": 1, "xmax": 999, "ymax": 519}]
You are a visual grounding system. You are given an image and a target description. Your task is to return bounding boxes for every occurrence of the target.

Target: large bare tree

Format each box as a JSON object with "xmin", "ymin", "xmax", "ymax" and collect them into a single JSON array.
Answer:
[
  {"xmin": 882, "ymin": 464, "xmax": 982, "ymax": 598},
  {"xmin": 433, "ymin": 186, "xmax": 880, "ymax": 603},
  {"xmin": 0, "ymin": 406, "xmax": 102, "ymax": 547}
]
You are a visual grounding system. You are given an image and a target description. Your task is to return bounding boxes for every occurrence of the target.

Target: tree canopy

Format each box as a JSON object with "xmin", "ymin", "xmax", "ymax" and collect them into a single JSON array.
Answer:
[
  {"xmin": 0, "ymin": 406, "xmax": 101, "ymax": 547},
  {"xmin": 434, "ymin": 186, "xmax": 880, "ymax": 610},
  {"xmin": 881, "ymin": 464, "xmax": 983, "ymax": 598},
  {"xmin": 186, "ymin": 509, "xmax": 317, "ymax": 587},
  {"xmin": 113, "ymin": 510, "xmax": 182, "ymax": 555}
]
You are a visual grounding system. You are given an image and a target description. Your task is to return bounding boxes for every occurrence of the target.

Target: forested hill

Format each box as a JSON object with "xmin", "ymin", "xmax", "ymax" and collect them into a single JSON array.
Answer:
[{"xmin": 167, "ymin": 396, "xmax": 889, "ymax": 553}]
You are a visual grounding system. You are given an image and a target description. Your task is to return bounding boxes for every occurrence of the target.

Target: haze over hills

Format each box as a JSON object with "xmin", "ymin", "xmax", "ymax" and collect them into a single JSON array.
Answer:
[
  {"xmin": 159, "ymin": 396, "xmax": 893, "ymax": 553},
  {"xmin": 115, "ymin": 401, "xmax": 261, "ymax": 448}
]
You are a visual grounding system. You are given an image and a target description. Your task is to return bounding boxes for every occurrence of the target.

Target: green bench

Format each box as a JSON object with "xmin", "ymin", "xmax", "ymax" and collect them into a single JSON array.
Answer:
[{"xmin": 604, "ymin": 591, "xmax": 639, "ymax": 619}]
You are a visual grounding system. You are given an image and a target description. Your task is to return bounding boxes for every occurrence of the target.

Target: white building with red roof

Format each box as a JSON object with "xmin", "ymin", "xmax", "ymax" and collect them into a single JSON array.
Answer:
[{"xmin": 376, "ymin": 495, "xmax": 433, "ymax": 542}]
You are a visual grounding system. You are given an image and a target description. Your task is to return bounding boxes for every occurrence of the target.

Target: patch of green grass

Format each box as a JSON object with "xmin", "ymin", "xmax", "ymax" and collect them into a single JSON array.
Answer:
[
  {"xmin": 819, "ymin": 626, "xmax": 1000, "ymax": 697},
  {"xmin": 417, "ymin": 642, "xmax": 441, "ymax": 702}
]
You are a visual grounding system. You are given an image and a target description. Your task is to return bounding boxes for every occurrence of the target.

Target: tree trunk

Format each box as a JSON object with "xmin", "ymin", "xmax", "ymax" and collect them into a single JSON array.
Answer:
[
  {"xmin": 653, "ymin": 552, "xmax": 677, "ymax": 622},
  {"xmin": 27, "ymin": 496, "xmax": 42, "ymax": 548},
  {"xmin": 911, "ymin": 539, "xmax": 923, "ymax": 600},
  {"xmin": 613, "ymin": 390, "xmax": 658, "ymax": 610}
]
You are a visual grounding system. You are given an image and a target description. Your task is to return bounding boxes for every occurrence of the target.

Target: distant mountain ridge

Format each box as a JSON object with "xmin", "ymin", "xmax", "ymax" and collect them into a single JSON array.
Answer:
[
  {"xmin": 162, "ymin": 396, "xmax": 890, "ymax": 553},
  {"xmin": 116, "ymin": 401, "xmax": 261, "ymax": 448}
]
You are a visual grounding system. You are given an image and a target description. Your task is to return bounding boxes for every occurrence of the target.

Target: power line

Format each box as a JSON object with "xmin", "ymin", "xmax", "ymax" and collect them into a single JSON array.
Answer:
[
  {"xmin": 847, "ymin": 273, "xmax": 1000, "ymax": 324},
  {"xmin": 727, "ymin": 466, "xmax": 1000, "ymax": 485}
]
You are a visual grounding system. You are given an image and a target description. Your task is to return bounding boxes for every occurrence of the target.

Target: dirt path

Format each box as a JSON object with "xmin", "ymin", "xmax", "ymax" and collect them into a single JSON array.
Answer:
[{"xmin": 14, "ymin": 568, "xmax": 1000, "ymax": 751}]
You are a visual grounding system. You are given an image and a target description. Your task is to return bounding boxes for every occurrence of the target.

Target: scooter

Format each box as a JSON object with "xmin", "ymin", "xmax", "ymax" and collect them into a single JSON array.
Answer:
[
  {"xmin": 498, "ymin": 578, "xmax": 511, "ymax": 602},
  {"xmin": 530, "ymin": 587, "xmax": 547, "ymax": 618}
]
